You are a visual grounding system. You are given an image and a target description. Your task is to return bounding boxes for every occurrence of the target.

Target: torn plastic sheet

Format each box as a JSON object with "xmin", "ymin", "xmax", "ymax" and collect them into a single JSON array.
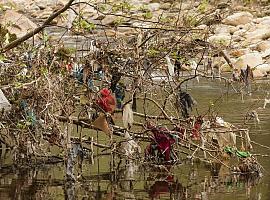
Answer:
[
  {"xmin": 66, "ymin": 143, "xmax": 84, "ymax": 181},
  {"xmin": 0, "ymin": 89, "xmax": 11, "ymax": 112},
  {"xmin": 20, "ymin": 100, "xmax": 36, "ymax": 125}
]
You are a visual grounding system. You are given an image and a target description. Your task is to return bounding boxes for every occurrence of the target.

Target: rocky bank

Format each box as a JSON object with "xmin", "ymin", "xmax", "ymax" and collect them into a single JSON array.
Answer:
[{"xmin": 1, "ymin": 0, "xmax": 270, "ymax": 77}]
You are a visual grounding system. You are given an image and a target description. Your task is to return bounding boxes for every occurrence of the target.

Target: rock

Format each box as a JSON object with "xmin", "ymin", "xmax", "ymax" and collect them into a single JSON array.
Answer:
[
  {"xmin": 255, "ymin": 41, "xmax": 270, "ymax": 52},
  {"xmin": 101, "ymin": 29, "xmax": 125, "ymax": 37},
  {"xmin": 1, "ymin": 0, "xmax": 32, "ymax": 10},
  {"xmin": 217, "ymin": 2, "xmax": 230, "ymax": 9},
  {"xmin": 237, "ymin": 22, "xmax": 256, "ymax": 32},
  {"xmin": 255, "ymin": 16, "xmax": 270, "ymax": 25},
  {"xmin": 160, "ymin": 3, "xmax": 171, "ymax": 10},
  {"xmin": 266, "ymin": 57, "xmax": 270, "ymax": 64},
  {"xmin": 254, "ymin": 63, "xmax": 270, "ymax": 74},
  {"xmin": 173, "ymin": 2, "xmax": 190, "ymax": 10},
  {"xmin": 231, "ymin": 35, "xmax": 244, "ymax": 43},
  {"xmin": 234, "ymin": 52, "xmax": 263, "ymax": 70},
  {"xmin": 233, "ymin": 29, "xmax": 247, "ymax": 37},
  {"xmin": 245, "ymin": 25, "xmax": 270, "ymax": 41},
  {"xmin": 0, "ymin": 10, "xmax": 37, "ymax": 38},
  {"xmin": 197, "ymin": 24, "xmax": 208, "ymax": 29},
  {"xmin": 212, "ymin": 56, "xmax": 226, "ymax": 68},
  {"xmin": 252, "ymin": 69, "xmax": 266, "ymax": 77},
  {"xmin": 37, "ymin": 9, "xmax": 53, "ymax": 19},
  {"xmin": 117, "ymin": 27, "xmax": 136, "ymax": 35},
  {"xmin": 148, "ymin": 3, "xmax": 160, "ymax": 11},
  {"xmin": 93, "ymin": 14, "xmax": 105, "ymax": 20},
  {"xmin": 196, "ymin": 24, "xmax": 209, "ymax": 33},
  {"xmin": 35, "ymin": 0, "xmax": 58, "ymax": 10},
  {"xmin": 132, "ymin": 21, "xmax": 151, "ymax": 28},
  {"xmin": 221, "ymin": 62, "xmax": 234, "ymax": 72},
  {"xmin": 208, "ymin": 34, "xmax": 231, "ymax": 46},
  {"xmin": 222, "ymin": 12, "xmax": 253, "ymax": 26},
  {"xmin": 262, "ymin": 49, "xmax": 270, "ymax": 58},
  {"xmin": 214, "ymin": 24, "xmax": 236, "ymax": 35},
  {"xmin": 101, "ymin": 15, "xmax": 118, "ymax": 26}
]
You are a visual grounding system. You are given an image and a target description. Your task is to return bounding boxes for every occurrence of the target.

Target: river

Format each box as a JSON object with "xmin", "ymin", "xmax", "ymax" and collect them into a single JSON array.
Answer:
[{"xmin": 0, "ymin": 78, "xmax": 269, "ymax": 200}]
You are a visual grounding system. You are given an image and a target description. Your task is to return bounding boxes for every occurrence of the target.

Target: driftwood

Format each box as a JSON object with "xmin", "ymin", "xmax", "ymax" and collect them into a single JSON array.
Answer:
[{"xmin": 220, "ymin": 50, "xmax": 235, "ymax": 69}]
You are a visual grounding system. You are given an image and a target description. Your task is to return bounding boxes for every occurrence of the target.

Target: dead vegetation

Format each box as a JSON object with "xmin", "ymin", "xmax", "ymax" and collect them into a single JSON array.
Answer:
[{"xmin": 0, "ymin": 0, "xmax": 267, "ymax": 190}]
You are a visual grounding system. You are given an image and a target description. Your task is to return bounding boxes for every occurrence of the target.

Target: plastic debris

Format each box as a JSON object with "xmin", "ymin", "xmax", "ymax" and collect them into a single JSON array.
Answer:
[
  {"xmin": 72, "ymin": 63, "xmax": 84, "ymax": 83},
  {"xmin": 96, "ymin": 88, "xmax": 116, "ymax": 113},
  {"xmin": 145, "ymin": 122, "xmax": 177, "ymax": 162},
  {"xmin": 122, "ymin": 131, "xmax": 141, "ymax": 157},
  {"xmin": 165, "ymin": 55, "xmax": 174, "ymax": 80},
  {"xmin": 192, "ymin": 116, "xmax": 203, "ymax": 140},
  {"xmin": 92, "ymin": 114, "xmax": 111, "ymax": 135},
  {"xmin": 178, "ymin": 91, "xmax": 196, "ymax": 118},
  {"xmin": 0, "ymin": 89, "xmax": 11, "ymax": 112},
  {"xmin": 122, "ymin": 102, "xmax": 133, "ymax": 129},
  {"xmin": 110, "ymin": 67, "xmax": 122, "ymax": 92},
  {"xmin": 224, "ymin": 146, "xmax": 251, "ymax": 158},
  {"xmin": 114, "ymin": 82, "xmax": 125, "ymax": 109},
  {"xmin": 20, "ymin": 100, "xmax": 36, "ymax": 126},
  {"xmin": 263, "ymin": 98, "xmax": 270, "ymax": 109}
]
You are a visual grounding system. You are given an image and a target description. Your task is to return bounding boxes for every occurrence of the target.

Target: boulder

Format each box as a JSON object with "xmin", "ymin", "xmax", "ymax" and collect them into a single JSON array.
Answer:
[
  {"xmin": 0, "ymin": 10, "xmax": 37, "ymax": 38},
  {"xmin": 222, "ymin": 12, "xmax": 253, "ymax": 26},
  {"xmin": 254, "ymin": 41, "xmax": 270, "ymax": 52},
  {"xmin": 214, "ymin": 24, "xmax": 237, "ymax": 35},
  {"xmin": 220, "ymin": 62, "xmax": 233, "ymax": 72},
  {"xmin": 231, "ymin": 35, "xmax": 244, "ymax": 43},
  {"xmin": 148, "ymin": 3, "xmax": 160, "ymax": 11},
  {"xmin": 173, "ymin": 2, "xmax": 190, "ymax": 11},
  {"xmin": 260, "ymin": 18, "xmax": 270, "ymax": 26},
  {"xmin": 252, "ymin": 69, "xmax": 266, "ymax": 77},
  {"xmin": 160, "ymin": 3, "xmax": 171, "ymax": 10},
  {"xmin": 101, "ymin": 15, "xmax": 118, "ymax": 26},
  {"xmin": 245, "ymin": 25, "xmax": 270, "ymax": 41},
  {"xmin": 208, "ymin": 34, "xmax": 231, "ymax": 46},
  {"xmin": 34, "ymin": 0, "xmax": 58, "ymax": 10},
  {"xmin": 212, "ymin": 56, "xmax": 225, "ymax": 68},
  {"xmin": 262, "ymin": 49, "xmax": 270, "ymax": 58},
  {"xmin": 36, "ymin": 9, "xmax": 53, "ymax": 19},
  {"xmin": 1, "ymin": 0, "xmax": 32, "ymax": 10},
  {"xmin": 217, "ymin": 55, "xmax": 236, "ymax": 72},
  {"xmin": 234, "ymin": 52, "xmax": 263, "ymax": 70},
  {"xmin": 233, "ymin": 29, "xmax": 247, "ymax": 37},
  {"xmin": 255, "ymin": 16, "xmax": 270, "ymax": 25},
  {"xmin": 254, "ymin": 64, "xmax": 270, "ymax": 74},
  {"xmin": 237, "ymin": 22, "xmax": 256, "ymax": 33}
]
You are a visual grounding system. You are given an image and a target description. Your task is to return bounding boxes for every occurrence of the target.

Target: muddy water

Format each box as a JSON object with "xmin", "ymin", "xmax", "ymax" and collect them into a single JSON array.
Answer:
[{"xmin": 0, "ymin": 78, "xmax": 269, "ymax": 200}]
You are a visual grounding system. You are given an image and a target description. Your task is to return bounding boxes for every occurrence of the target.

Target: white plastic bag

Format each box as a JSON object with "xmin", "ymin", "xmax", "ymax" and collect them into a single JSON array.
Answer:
[{"xmin": 0, "ymin": 89, "xmax": 11, "ymax": 112}]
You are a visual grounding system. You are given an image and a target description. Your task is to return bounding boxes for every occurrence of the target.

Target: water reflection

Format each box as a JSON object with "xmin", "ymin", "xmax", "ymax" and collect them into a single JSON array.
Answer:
[
  {"xmin": 64, "ymin": 181, "xmax": 76, "ymax": 200},
  {"xmin": 0, "ymin": 167, "xmax": 49, "ymax": 200},
  {"xmin": 0, "ymin": 156, "xmax": 264, "ymax": 200},
  {"xmin": 147, "ymin": 173, "xmax": 186, "ymax": 199}
]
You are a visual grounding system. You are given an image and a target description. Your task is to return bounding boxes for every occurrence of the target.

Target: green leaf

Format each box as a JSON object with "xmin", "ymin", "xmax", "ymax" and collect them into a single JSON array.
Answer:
[
  {"xmin": 0, "ymin": 54, "xmax": 6, "ymax": 61},
  {"xmin": 143, "ymin": 11, "xmax": 153, "ymax": 19}
]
